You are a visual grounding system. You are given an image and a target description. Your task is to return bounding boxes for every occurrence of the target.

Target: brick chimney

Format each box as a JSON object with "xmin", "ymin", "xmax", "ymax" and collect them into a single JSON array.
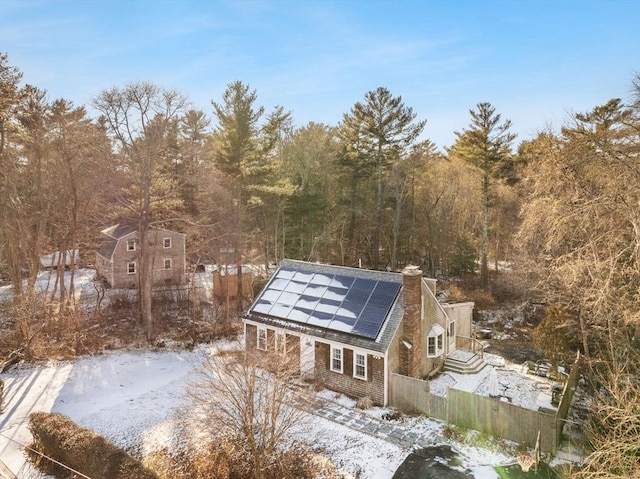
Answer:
[{"xmin": 402, "ymin": 265, "xmax": 423, "ymax": 378}]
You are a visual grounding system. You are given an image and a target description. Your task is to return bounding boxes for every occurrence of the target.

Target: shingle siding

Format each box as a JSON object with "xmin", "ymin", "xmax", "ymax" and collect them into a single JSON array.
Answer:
[
  {"xmin": 315, "ymin": 342, "xmax": 385, "ymax": 405},
  {"xmin": 245, "ymin": 323, "xmax": 302, "ymax": 374}
]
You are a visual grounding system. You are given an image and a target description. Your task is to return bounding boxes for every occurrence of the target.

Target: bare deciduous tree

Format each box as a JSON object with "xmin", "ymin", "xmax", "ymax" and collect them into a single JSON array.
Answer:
[
  {"xmin": 517, "ymin": 77, "xmax": 640, "ymax": 477},
  {"xmin": 93, "ymin": 82, "xmax": 187, "ymax": 340},
  {"xmin": 188, "ymin": 347, "xmax": 309, "ymax": 479}
]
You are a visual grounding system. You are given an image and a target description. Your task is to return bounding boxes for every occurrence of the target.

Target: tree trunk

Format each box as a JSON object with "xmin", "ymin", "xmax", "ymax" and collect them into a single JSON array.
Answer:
[
  {"xmin": 480, "ymin": 174, "xmax": 490, "ymax": 288},
  {"xmin": 578, "ymin": 308, "xmax": 590, "ymax": 358},
  {"xmin": 236, "ymin": 203, "xmax": 244, "ymax": 316},
  {"xmin": 139, "ymin": 212, "xmax": 154, "ymax": 341},
  {"xmin": 373, "ymin": 144, "xmax": 383, "ymax": 270}
]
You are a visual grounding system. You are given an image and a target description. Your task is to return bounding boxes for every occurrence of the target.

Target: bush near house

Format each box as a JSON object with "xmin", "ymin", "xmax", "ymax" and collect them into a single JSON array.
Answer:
[{"xmin": 28, "ymin": 412, "xmax": 157, "ymax": 479}]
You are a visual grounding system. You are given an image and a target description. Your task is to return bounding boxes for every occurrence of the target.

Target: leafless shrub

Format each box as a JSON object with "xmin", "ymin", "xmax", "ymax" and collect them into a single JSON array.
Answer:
[
  {"xmin": 144, "ymin": 439, "xmax": 340, "ymax": 479},
  {"xmin": 574, "ymin": 350, "xmax": 640, "ymax": 479},
  {"xmin": 356, "ymin": 396, "xmax": 373, "ymax": 410},
  {"xmin": 187, "ymin": 347, "xmax": 313, "ymax": 479}
]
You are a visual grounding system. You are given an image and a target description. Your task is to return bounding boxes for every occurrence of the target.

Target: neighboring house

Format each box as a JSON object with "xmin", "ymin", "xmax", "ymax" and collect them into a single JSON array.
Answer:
[
  {"xmin": 95, "ymin": 223, "xmax": 186, "ymax": 289},
  {"xmin": 243, "ymin": 259, "xmax": 482, "ymax": 406}
]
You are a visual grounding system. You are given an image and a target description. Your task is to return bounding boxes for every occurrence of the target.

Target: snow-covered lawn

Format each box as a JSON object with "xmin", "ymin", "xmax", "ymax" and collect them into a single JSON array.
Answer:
[{"xmin": 1, "ymin": 345, "xmax": 521, "ymax": 479}]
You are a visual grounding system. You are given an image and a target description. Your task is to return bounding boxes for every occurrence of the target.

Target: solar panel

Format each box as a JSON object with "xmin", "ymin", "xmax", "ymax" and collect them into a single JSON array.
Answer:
[{"xmin": 250, "ymin": 265, "xmax": 401, "ymax": 340}]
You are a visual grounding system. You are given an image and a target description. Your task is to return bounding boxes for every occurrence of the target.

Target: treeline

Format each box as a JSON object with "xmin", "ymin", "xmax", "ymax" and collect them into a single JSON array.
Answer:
[
  {"xmin": 1, "ymin": 52, "xmax": 639, "ymax": 477},
  {"xmin": 0, "ymin": 57, "xmax": 517, "ymax": 291}
]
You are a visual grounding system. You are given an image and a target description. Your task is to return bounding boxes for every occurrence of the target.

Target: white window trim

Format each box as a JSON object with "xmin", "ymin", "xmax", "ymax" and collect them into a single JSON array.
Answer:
[
  {"xmin": 353, "ymin": 351, "xmax": 367, "ymax": 380},
  {"xmin": 427, "ymin": 336, "xmax": 437, "ymax": 357},
  {"xmin": 163, "ymin": 237, "xmax": 172, "ymax": 248},
  {"xmin": 257, "ymin": 327, "xmax": 267, "ymax": 351},
  {"xmin": 127, "ymin": 261, "xmax": 136, "ymax": 275},
  {"xmin": 276, "ymin": 331, "xmax": 286, "ymax": 356},
  {"xmin": 164, "ymin": 258, "xmax": 172, "ymax": 270},
  {"xmin": 427, "ymin": 324, "xmax": 446, "ymax": 358},
  {"xmin": 126, "ymin": 239, "xmax": 136, "ymax": 251},
  {"xmin": 427, "ymin": 332, "xmax": 445, "ymax": 357},
  {"xmin": 330, "ymin": 346, "xmax": 343, "ymax": 373}
]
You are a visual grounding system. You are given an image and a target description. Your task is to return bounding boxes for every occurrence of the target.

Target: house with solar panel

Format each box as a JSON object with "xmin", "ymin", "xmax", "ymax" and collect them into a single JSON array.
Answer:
[
  {"xmin": 95, "ymin": 223, "xmax": 186, "ymax": 289},
  {"xmin": 243, "ymin": 259, "xmax": 483, "ymax": 406}
]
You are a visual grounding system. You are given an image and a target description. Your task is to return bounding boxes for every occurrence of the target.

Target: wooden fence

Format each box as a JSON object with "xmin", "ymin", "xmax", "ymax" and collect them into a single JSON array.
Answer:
[
  {"xmin": 555, "ymin": 351, "xmax": 582, "ymax": 444},
  {"xmin": 447, "ymin": 389, "xmax": 557, "ymax": 452},
  {"xmin": 390, "ymin": 353, "xmax": 582, "ymax": 455}
]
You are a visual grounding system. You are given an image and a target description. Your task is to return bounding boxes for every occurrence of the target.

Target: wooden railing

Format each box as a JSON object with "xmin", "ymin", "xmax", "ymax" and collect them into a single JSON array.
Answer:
[{"xmin": 456, "ymin": 335, "xmax": 484, "ymax": 359}]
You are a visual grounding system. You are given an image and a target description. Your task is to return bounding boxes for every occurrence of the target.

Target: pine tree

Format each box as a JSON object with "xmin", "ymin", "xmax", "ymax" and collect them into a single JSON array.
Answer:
[
  {"xmin": 340, "ymin": 87, "xmax": 426, "ymax": 269},
  {"xmin": 450, "ymin": 102, "xmax": 516, "ymax": 288}
]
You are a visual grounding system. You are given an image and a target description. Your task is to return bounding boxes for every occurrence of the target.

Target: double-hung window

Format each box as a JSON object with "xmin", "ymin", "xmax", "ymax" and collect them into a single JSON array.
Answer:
[
  {"xmin": 127, "ymin": 261, "xmax": 136, "ymax": 274},
  {"xmin": 164, "ymin": 258, "xmax": 172, "ymax": 270},
  {"xmin": 257, "ymin": 327, "xmax": 267, "ymax": 351},
  {"xmin": 126, "ymin": 239, "xmax": 136, "ymax": 251},
  {"xmin": 330, "ymin": 346, "xmax": 343, "ymax": 373},
  {"xmin": 427, "ymin": 324, "xmax": 445, "ymax": 358},
  {"xmin": 163, "ymin": 237, "xmax": 172, "ymax": 248},
  {"xmin": 353, "ymin": 352, "xmax": 367, "ymax": 380}
]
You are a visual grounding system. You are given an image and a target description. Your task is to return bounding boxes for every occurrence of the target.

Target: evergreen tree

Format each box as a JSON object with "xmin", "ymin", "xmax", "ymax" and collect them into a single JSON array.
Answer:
[
  {"xmin": 210, "ymin": 81, "xmax": 292, "ymax": 309},
  {"xmin": 340, "ymin": 87, "xmax": 426, "ymax": 269},
  {"xmin": 450, "ymin": 102, "xmax": 516, "ymax": 288}
]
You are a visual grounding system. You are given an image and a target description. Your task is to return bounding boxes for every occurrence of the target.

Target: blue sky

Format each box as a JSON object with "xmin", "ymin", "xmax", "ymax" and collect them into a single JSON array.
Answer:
[{"xmin": 1, "ymin": 0, "xmax": 639, "ymax": 149}]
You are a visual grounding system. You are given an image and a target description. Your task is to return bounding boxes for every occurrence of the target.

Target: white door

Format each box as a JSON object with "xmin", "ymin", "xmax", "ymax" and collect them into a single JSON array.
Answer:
[
  {"xmin": 447, "ymin": 319, "xmax": 456, "ymax": 353},
  {"xmin": 300, "ymin": 336, "xmax": 315, "ymax": 378}
]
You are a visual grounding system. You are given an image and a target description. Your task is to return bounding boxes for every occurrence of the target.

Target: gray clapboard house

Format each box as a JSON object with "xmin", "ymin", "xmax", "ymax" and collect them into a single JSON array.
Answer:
[{"xmin": 95, "ymin": 223, "xmax": 186, "ymax": 289}]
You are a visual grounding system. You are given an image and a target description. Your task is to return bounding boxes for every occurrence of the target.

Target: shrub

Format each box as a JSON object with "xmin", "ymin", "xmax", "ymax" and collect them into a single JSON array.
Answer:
[
  {"xmin": 143, "ymin": 439, "xmax": 332, "ymax": 479},
  {"xmin": 356, "ymin": 396, "xmax": 373, "ymax": 410},
  {"xmin": 28, "ymin": 412, "xmax": 157, "ymax": 479}
]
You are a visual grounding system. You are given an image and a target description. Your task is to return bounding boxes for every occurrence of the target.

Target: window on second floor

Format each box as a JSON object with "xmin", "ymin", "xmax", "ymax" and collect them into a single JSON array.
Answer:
[
  {"xmin": 127, "ymin": 261, "xmax": 136, "ymax": 274},
  {"xmin": 163, "ymin": 237, "xmax": 171, "ymax": 248},
  {"xmin": 126, "ymin": 239, "xmax": 136, "ymax": 251},
  {"xmin": 164, "ymin": 258, "xmax": 172, "ymax": 270}
]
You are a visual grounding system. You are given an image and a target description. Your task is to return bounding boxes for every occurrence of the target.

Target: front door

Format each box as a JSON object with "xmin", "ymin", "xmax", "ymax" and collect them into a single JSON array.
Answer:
[
  {"xmin": 300, "ymin": 336, "xmax": 315, "ymax": 378},
  {"xmin": 447, "ymin": 319, "xmax": 456, "ymax": 353}
]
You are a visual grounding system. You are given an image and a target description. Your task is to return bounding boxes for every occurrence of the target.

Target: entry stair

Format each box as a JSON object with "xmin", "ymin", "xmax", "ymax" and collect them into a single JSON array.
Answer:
[{"xmin": 443, "ymin": 349, "xmax": 487, "ymax": 374}]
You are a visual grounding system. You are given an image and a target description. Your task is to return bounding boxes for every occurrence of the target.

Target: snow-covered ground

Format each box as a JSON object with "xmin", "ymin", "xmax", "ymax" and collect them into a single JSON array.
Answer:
[
  {"xmin": 0, "ymin": 269, "xmax": 97, "ymax": 304},
  {"xmin": 430, "ymin": 353, "xmax": 559, "ymax": 412},
  {"xmin": 1, "ymin": 345, "xmax": 522, "ymax": 479},
  {"xmin": 0, "ymin": 269, "xmax": 565, "ymax": 477}
]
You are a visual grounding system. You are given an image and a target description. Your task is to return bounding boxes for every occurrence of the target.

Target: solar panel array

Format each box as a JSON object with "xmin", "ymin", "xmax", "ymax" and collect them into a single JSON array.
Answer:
[{"xmin": 251, "ymin": 267, "xmax": 401, "ymax": 339}]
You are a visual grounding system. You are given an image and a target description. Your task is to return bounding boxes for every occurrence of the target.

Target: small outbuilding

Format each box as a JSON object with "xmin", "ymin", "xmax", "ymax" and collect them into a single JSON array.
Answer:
[{"xmin": 212, "ymin": 265, "xmax": 252, "ymax": 303}]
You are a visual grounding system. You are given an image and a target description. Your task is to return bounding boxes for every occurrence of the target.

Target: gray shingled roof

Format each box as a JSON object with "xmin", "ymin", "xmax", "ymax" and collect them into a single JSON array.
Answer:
[
  {"xmin": 96, "ymin": 223, "xmax": 137, "ymax": 260},
  {"xmin": 102, "ymin": 223, "xmax": 138, "ymax": 239},
  {"xmin": 244, "ymin": 259, "xmax": 405, "ymax": 354},
  {"xmin": 96, "ymin": 237, "xmax": 118, "ymax": 260}
]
